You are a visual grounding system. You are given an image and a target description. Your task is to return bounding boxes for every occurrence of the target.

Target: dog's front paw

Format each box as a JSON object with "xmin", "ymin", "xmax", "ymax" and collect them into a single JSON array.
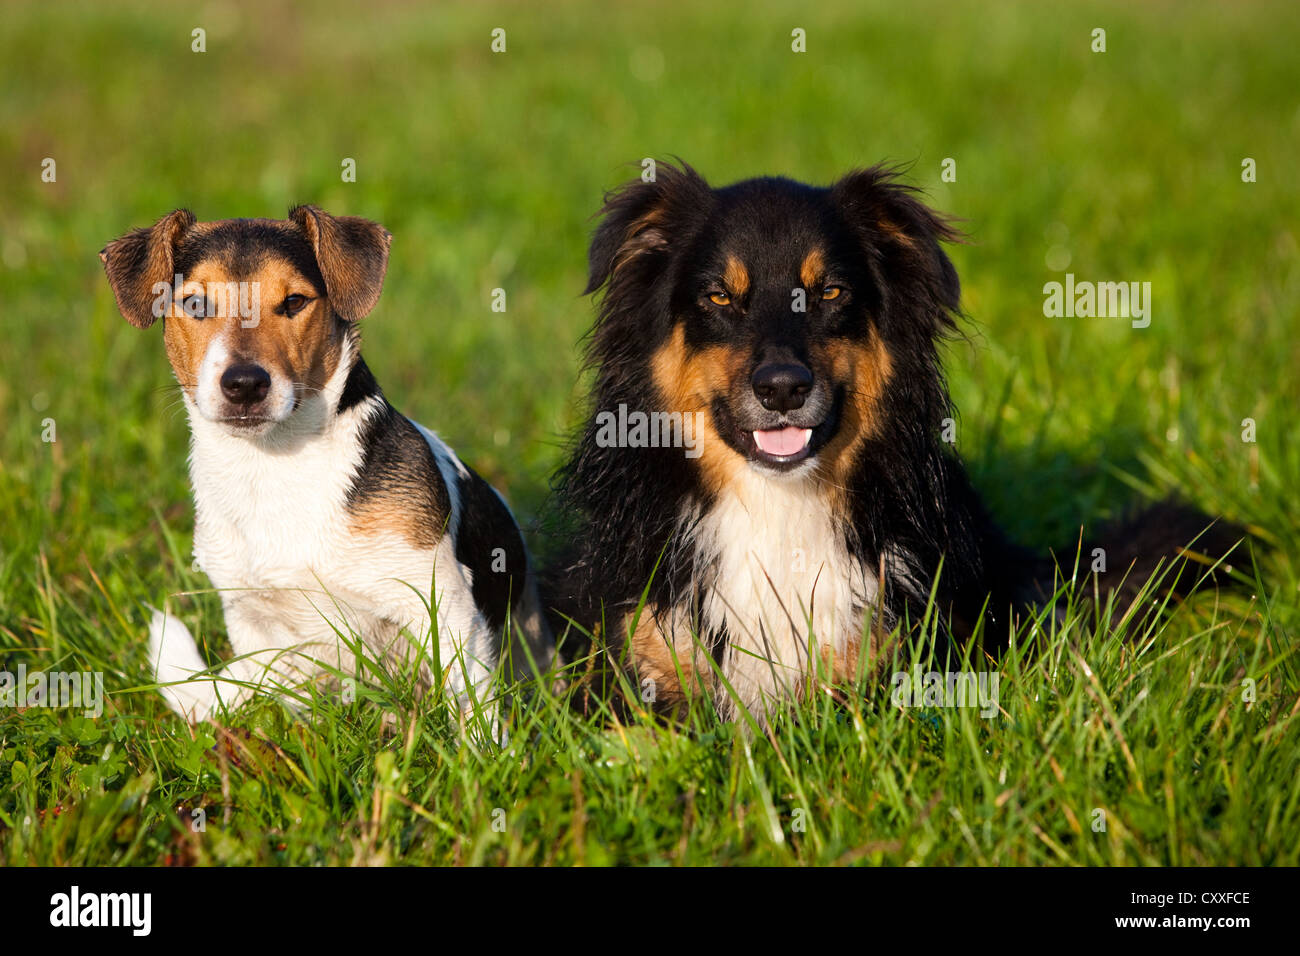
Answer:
[{"xmin": 147, "ymin": 608, "xmax": 216, "ymax": 722}]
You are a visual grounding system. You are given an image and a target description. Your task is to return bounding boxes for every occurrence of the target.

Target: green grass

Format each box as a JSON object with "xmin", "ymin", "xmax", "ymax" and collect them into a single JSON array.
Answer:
[{"xmin": 1, "ymin": 0, "xmax": 1297, "ymax": 866}]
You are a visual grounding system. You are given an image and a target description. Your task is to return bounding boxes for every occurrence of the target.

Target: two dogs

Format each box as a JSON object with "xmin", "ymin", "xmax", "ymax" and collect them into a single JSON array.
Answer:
[{"xmin": 102, "ymin": 165, "xmax": 1241, "ymax": 727}]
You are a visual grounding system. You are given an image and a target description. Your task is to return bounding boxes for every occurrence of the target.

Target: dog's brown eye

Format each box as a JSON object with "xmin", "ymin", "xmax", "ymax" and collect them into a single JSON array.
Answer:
[
  {"xmin": 709, "ymin": 291, "xmax": 731, "ymax": 306},
  {"xmin": 822, "ymin": 286, "xmax": 843, "ymax": 301},
  {"xmin": 181, "ymin": 293, "xmax": 210, "ymax": 318},
  {"xmin": 282, "ymin": 294, "xmax": 308, "ymax": 315}
]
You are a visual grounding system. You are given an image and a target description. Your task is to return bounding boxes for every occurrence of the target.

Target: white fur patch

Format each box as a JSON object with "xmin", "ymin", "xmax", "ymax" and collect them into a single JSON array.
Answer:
[
  {"xmin": 191, "ymin": 325, "xmax": 295, "ymax": 425},
  {"xmin": 148, "ymin": 608, "xmax": 216, "ymax": 721},
  {"xmin": 415, "ymin": 423, "xmax": 470, "ymax": 543},
  {"xmin": 686, "ymin": 468, "xmax": 879, "ymax": 721},
  {"xmin": 192, "ymin": 335, "xmax": 230, "ymax": 422}
]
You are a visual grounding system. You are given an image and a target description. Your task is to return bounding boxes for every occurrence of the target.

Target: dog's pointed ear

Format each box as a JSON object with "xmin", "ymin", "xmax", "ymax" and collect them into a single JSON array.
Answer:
[
  {"xmin": 586, "ymin": 162, "xmax": 713, "ymax": 295},
  {"xmin": 99, "ymin": 209, "xmax": 196, "ymax": 329},
  {"xmin": 290, "ymin": 205, "xmax": 392, "ymax": 321},
  {"xmin": 831, "ymin": 166, "xmax": 963, "ymax": 332}
]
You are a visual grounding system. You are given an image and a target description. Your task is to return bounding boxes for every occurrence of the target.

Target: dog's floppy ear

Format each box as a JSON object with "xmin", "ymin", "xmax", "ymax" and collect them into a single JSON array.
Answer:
[
  {"xmin": 290, "ymin": 205, "xmax": 392, "ymax": 321},
  {"xmin": 831, "ymin": 166, "xmax": 963, "ymax": 333},
  {"xmin": 585, "ymin": 161, "xmax": 713, "ymax": 295},
  {"xmin": 99, "ymin": 209, "xmax": 196, "ymax": 329}
]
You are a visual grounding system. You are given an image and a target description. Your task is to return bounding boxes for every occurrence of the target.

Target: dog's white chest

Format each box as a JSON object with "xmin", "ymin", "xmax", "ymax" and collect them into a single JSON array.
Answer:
[
  {"xmin": 187, "ymin": 408, "xmax": 363, "ymax": 589},
  {"xmin": 691, "ymin": 471, "xmax": 878, "ymax": 708}
]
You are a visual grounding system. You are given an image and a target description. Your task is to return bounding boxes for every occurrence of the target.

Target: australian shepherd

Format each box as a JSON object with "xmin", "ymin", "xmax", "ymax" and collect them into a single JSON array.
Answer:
[{"xmin": 548, "ymin": 162, "xmax": 1242, "ymax": 725}]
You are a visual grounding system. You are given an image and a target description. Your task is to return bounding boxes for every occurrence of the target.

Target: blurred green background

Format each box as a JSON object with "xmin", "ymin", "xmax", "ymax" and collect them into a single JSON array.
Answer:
[{"xmin": 1, "ymin": 0, "xmax": 1297, "ymax": 637}]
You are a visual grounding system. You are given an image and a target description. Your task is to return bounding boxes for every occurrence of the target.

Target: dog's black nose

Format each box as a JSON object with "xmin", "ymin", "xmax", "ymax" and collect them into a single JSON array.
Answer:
[
  {"xmin": 220, "ymin": 364, "xmax": 271, "ymax": 405},
  {"xmin": 752, "ymin": 363, "xmax": 813, "ymax": 412}
]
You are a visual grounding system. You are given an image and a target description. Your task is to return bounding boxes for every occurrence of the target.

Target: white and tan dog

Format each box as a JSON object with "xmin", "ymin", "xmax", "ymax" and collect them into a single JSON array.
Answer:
[{"xmin": 101, "ymin": 206, "xmax": 551, "ymax": 725}]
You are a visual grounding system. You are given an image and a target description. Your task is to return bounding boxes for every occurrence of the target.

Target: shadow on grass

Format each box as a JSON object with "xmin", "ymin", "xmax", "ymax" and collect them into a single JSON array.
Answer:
[{"xmin": 965, "ymin": 421, "xmax": 1155, "ymax": 552}]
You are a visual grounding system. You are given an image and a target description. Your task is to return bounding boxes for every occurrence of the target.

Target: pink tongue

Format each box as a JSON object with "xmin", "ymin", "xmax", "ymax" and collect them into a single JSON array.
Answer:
[{"xmin": 753, "ymin": 427, "xmax": 811, "ymax": 457}]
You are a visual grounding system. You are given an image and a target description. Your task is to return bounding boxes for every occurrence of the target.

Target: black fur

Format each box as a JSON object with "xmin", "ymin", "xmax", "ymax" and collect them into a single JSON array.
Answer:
[
  {"xmin": 546, "ymin": 162, "xmax": 1246, "ymax": 705},
  {"xmin": 337, "ymin": 353, "xmax": 383, "ymax": 415},
  {"xmin": 345, "ymin": 367, "xmax": 452, "ymax": 549},
  {"xmin": 454, "ymin": 469, "xmax": 529, "ymax": 635},
  {"xmin": 172, "ymin": 219, "xmax": 327, "ymax": 294}
]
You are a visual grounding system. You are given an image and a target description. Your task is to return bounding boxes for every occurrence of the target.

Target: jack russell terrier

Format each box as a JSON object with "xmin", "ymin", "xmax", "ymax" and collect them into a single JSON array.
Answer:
[{"xmin": 100, "ymin": 206, "xmax": 552, "ymax": 726}]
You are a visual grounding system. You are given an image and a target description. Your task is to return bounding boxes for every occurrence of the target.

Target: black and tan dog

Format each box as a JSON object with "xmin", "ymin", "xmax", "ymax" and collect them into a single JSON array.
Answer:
[
  {"xmin": 101, "ymin": 206, "xmax": 551, "ymax": 724},
  {"xmin": 548, "ymin": 162, "xmax": 1242, "ymax": 724}
]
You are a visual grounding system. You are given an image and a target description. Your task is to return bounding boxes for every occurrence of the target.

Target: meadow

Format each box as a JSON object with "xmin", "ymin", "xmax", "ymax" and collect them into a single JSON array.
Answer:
[{"xmin": 0, "ymin": 0, "xmax": 1297, "ymax": 865}]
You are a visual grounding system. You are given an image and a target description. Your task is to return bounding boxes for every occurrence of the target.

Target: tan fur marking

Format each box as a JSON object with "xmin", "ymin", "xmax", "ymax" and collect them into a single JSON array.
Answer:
[
  {"xmin": 723, "ymin": 255, "xmax": 749, "ymax": 298},
  {"xmin": 612, "ymin": 208, "xmax": 668, "ymax": 276},
  {"xmin": 826, "ymin": 636, "xmax": 863, "ymax": 686},
  {"xmin": 625, "ymin": 610, "xmax": 710, "ymax": 712},
  {"xmin": 877, "ymin": 219, "xmax": 914, "ymax": 247},
  {"xmin": 822, "ymin": 610, "xmax": 897, "ymax": 685},
  {"xmin": 650, "ymin": 323, "xmax": 747, "ymax": 493},
  {"xmin": 812, "ymin": 334, "xmax": 894, "ymax": 500},
  {"xmin": 162, "ymin": 261, "xmax": 226, "ymax": 390},
  {"xmin": 799, "ymin": 248, "xmax": 825, "ymax": 289},
  {"xmin": 349, "ymin": 493, "xmax": 442, "ymax": 550}
]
